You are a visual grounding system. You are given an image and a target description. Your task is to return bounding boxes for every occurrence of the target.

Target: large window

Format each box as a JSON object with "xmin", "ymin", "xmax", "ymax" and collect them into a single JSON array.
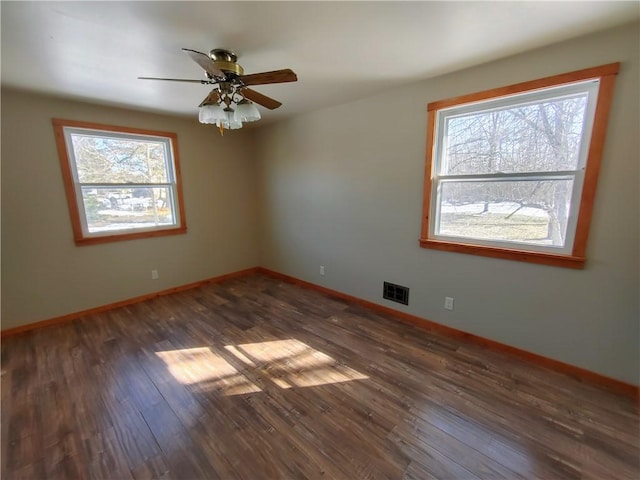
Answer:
[
  {"xmin": 53, "ymin": 119, "xmax": 187, "ymax": 245},
  {"xmin": 420, "ymin": 63, "xmax": 619, "ymax": 268}
]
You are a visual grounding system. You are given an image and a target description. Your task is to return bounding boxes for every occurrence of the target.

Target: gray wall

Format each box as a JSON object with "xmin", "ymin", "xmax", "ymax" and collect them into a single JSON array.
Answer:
[
  {"xmin": 1, "ymin": 90, "xmax": 260, "ymax": 329},
  {"xmin": 256, "ymin": 23, "xmax": 640, "ymax": 384}
]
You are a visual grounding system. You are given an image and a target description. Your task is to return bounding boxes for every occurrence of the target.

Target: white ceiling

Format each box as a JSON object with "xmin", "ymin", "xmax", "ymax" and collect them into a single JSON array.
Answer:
[{"xmin": 2, "ymin": 1, "xmax": 638, "ymax": 124}]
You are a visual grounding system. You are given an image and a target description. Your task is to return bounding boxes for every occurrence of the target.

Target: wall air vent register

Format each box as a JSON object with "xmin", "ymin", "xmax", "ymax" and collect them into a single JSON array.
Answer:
[{"xmin": 383, "ymin": 282, "xmax": 409, "ymax": 305}]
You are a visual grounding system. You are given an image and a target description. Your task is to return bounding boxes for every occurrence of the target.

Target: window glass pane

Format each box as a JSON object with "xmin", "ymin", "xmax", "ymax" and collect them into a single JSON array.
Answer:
[
  {"xmin": 81, "ymin": 187, "xmax": 175, "ymax": 233},
  {"xmin": 443, "ymin": 93, "xmax": 588, "ymax": 175},
  {"xmin": 71, "ymin": 134, "xmax": 169, "ymax": 183},
  {"xmin": 437, "ymin": 179, "xmax": 574, "ymax": 247}
]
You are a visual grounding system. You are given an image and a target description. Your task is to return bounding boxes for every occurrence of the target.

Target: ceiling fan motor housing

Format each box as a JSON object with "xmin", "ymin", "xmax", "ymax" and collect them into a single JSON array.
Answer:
[{"xmin": 210, "ymin": 49, "xmax": 244, "ymax": 76}]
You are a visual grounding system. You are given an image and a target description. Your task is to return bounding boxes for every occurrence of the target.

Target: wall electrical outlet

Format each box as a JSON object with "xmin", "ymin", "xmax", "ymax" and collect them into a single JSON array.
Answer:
[
  {"xmin": 444, "ymin": 296, "xmax": 454, "ymax": 310},
  {"xmin": 151, "ymin": 269, "xmax": 159, "ymax": 280},
  {"xmin": 320, "ymin": 265, "xmax": 325, "ymax": 276}
]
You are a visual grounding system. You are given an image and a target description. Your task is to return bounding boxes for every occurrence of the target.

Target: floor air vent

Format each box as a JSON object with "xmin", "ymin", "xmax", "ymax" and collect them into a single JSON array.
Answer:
[{"xmin": 383, "ymin": 282, "xmax": 409, "ymax": 305}]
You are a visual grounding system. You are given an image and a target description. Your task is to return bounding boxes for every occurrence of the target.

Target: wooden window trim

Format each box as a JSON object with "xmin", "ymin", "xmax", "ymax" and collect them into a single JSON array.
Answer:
[
  {"xmin": 419, "ymin": 63, "xmax": 620, "ymax": 268},
  {"xmin": 53, "ymin": 118, "xmax": 187, "ymax": 245}
]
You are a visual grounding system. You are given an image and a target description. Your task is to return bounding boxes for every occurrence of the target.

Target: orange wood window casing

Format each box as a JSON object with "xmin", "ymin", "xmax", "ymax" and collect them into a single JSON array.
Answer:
[
  {"xmin": 52, "ymin": 119, "xmax": 187, "ymax": 245},
  {"xmin": 419, "ymin": 63, "xmax": 620, "ymax": 269}
]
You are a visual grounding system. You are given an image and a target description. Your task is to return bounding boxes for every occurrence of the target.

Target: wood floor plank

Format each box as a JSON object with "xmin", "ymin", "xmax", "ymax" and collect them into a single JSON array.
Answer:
[
  {"xmin": 130, "ymin": 454, "xmax": 172, "ymax": 480},
  {"xmin": 140, "ymin": 400, "xmax": 219, "ymax": 479},
  {"xmin": 2, "ymin": 273, "xmax": 638, "ymax": 479}
]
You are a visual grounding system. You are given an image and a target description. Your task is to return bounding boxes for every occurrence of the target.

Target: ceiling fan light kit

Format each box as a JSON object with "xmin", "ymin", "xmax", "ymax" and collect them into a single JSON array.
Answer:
[{"xmin": 139, "ymin": 48, "xmax": 296, "ymax": 135}]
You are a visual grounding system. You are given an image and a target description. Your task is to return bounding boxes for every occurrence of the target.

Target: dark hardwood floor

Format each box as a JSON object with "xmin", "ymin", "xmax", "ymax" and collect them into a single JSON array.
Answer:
[{"xmin": 2, "ymin": 273, "xmax": 638, "ymax": 479}]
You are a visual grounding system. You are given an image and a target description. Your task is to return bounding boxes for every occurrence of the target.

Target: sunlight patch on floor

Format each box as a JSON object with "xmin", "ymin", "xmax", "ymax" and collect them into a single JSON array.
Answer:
[
  {"xmin": 228, "ymin": 339, "xmax": 369, "ymax": 389},
  {"xmin": 157, "ymin": 339, "xmax": 367, "ymax": 394},
  {"xmin": 155, "ymin": 347, "xmax": 262, "ymax": 396}
]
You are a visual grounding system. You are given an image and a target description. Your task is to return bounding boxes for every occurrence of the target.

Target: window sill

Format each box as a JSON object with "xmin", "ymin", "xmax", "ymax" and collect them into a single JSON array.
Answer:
[
  {"xmin": 419, "ymin": 238, "xmax": 585, "ymax": 269},
  {"xmin": 75, "ymin": 226, "xmax": 187, "ymax": 246}
]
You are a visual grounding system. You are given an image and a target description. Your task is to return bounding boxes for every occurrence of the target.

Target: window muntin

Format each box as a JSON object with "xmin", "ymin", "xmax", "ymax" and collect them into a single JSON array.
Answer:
[
  {"xmin": 420, "ymin": 64, "xmax": 619, "ymax": 268},
  {"xmin": 54, "ymin": 120, "xmax": 186, "ymax": 245}
]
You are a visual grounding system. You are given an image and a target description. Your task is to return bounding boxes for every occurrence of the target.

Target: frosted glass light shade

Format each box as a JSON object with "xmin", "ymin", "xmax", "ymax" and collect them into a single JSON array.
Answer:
[
  {"xmin": 234, "ymin": 101, "xmax": 261, "ymax": 122},
  {"xmin": 199, "ymin": 104, "xmax": 226, "ymax": 124},
  {"xmin": 216, "ymin": 108, "xmax": 243, "ymax": 130},
  {"xmin": 216, "ymin": 120, "xmax": 243, "ymax": 130}
]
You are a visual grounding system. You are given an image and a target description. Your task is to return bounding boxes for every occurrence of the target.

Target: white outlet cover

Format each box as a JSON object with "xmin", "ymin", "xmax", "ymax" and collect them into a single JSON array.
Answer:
[{"xmin": 444, "ymin": 297, "xmax": 454, "ymax": 310}]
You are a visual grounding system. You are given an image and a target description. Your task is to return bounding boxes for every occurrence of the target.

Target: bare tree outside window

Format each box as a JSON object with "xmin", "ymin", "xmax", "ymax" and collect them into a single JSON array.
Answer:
[
  {"xmin": 71, "ymin": 135, "xmax": 174, "ymax": 232},
  {"xmin": 439, "ymin": 93, "xmax": 587, "ymax": 247},
  {"xmin": 53, "ymin": 119, "xmax": 187, "ymax": 245},
  {"xmin": 420, "ymin": 63, "xmax": 619, "ymax": 268}
]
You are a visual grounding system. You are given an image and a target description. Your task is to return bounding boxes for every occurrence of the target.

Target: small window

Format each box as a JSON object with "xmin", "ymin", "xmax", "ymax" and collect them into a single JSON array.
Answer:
[
  {"xmin": 420, "ymin": 63, "xmax": 619, "ymax": 268},
  {"xmin": 53, "ymin": 119, "xmax": 187, "ymax": 245}
]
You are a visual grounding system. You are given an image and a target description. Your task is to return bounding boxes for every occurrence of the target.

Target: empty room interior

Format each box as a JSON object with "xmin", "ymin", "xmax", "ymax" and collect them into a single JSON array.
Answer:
[{"xmin": 1, "ymin": 2, "xmax": 639, "ymax": 479}]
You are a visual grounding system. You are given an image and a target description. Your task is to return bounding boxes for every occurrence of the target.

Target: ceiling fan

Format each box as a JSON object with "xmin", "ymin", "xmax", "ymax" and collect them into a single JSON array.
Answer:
[{"xmin": 139, "ymin": 48, "xmax": 297, "ymax": 132}]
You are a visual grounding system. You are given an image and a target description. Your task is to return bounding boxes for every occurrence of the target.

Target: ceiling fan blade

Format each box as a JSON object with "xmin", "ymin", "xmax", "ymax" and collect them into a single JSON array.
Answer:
[
  {"xmin": 240, "ymin": 69, "xmax": 297, "ymax": 86},
  {"xmin": 138, "ymin": 76, "xmax": 211, "ymax": 84},
  {"xmin": 182, "ymin": 48, "xmax": 225, "ymax": 79},
  {"xmin": 199, "ymin": 90, "xmax": 221, "ymax": 107},
  {"xmin": 242, "ymin": 88, "xmax": 282, "ymax": 110}
]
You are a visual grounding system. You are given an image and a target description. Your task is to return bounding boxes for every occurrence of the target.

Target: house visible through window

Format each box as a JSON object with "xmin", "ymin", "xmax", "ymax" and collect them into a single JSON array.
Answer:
[
  {"xmin": 420, "ymin": 63, "xmax": 619, "ymax": 268},
  {"xmin": 53, "ymin": 119, "xmax": 186, "ymax": 245}
]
